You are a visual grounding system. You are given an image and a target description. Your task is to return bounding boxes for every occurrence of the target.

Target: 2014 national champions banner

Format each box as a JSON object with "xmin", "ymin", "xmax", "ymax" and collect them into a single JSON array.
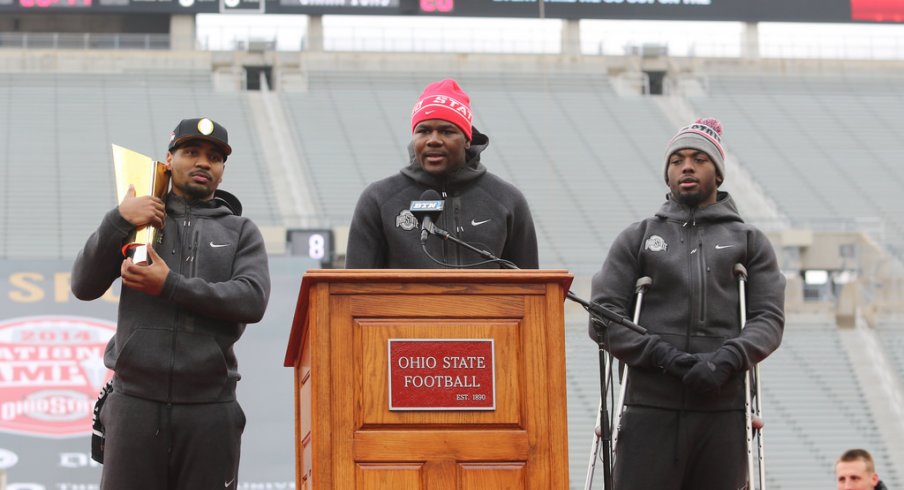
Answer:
[
  {"xmin": 0, "ymin": 257, "xmax": 315, "ymax": 490},
  {"xmin": 1, "ymin": 0, "xmax": 902, "ymax": 24}
]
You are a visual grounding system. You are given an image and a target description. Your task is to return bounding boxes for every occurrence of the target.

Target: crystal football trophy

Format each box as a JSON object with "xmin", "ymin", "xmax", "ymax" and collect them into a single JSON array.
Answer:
[{"xmin": 112, "ymin": 144, "xmax": 169, "ymax": 264}]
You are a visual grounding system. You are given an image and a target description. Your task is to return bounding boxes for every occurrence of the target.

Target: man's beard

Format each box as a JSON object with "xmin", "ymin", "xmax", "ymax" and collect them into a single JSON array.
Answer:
[
  {"xmin": 674, "ymin": 189, "xmax": 708, "ymax": 208},
  {"xmin": 180, "ymin": 182, "xmax": 212, "ymax": 201}
]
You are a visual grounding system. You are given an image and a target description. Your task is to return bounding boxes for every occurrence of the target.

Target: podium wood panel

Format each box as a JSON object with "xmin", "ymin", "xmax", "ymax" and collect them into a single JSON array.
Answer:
[{"xmin": 285, "ymin": 270, "xmax": 572, "ymax": 490}]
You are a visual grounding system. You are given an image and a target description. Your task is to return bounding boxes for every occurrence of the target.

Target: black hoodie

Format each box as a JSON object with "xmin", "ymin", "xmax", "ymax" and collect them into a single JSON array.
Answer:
[
  {"xmin": 71, "ymin": 191, "xmax": 271, "ymax": 403},
  {"xmin": 590, "ymin": 192, "xmax": 785, "ymax": 411},
  {"xmin": 346, "ymin": 128, "xmax": 539, "ymax": 269}
]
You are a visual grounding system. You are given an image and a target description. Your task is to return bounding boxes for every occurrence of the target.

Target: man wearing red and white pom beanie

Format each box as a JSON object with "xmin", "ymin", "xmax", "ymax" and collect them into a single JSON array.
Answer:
[
  {"xmin": 345, "ymin": 79, "xmax": 538, "ymax": 269},
  {"xmin": 590, "ymin": 118, "xmax": 785, "ymax": 489}
]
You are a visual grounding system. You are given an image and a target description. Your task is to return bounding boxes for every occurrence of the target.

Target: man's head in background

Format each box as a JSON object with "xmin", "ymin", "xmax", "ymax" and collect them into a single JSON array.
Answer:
[{"xmin": 836, "ymin": 449, "xmax": 880, "ymax": 490}]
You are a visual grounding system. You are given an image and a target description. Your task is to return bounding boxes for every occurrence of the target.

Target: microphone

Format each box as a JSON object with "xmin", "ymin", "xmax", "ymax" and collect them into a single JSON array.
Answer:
[
  {"xmin": 410, "ymin": 189, "xmax": 511, "ymax": 269},
  {"xmin": 566, "ymin": 291, "xmax": 647, "ymax": 335},
  {"xmin": 407, "ymin": 194, "xmax": 638, "ymax": 335},
  {"xmin": 409, "ymin": 190, "xmax": 445, "ymax": 243}
]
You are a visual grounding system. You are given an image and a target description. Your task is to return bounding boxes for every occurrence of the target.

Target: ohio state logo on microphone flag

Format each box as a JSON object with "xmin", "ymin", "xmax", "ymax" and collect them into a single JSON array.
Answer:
[{"xmin": 0, "ymin": 316, "xmax": 114, "ymax": 437}]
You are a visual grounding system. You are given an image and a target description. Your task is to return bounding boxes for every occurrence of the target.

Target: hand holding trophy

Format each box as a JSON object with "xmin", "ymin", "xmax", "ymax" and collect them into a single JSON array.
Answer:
[{"xmin": 112, "ymin": 144, "xmax": 170, "ymax": 264}]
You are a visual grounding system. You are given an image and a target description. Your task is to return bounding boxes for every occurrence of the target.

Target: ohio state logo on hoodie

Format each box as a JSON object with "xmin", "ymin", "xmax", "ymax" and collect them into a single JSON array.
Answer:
[{"xmin": 396, "ymin": 210, "xmax": 419, "ymax": 231}]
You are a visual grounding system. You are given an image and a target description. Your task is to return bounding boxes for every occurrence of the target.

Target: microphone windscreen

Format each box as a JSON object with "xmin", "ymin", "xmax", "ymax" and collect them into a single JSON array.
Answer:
[{"xmin": 419, "ymin": 189, "xmax": 441, "ymax": 201}]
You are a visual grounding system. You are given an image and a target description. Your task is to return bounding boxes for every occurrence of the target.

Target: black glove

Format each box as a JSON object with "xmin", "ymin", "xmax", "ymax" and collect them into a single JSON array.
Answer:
[
  {"xmin": 652, "ymin": 342, "xmax": 697, "ymax": 379},
  {"xmin": 682, "ymin": 347, "xmax": 743, "ymax": 394},
  {"xmin": 664, "ymin": 353, "xmax": 697, "ymax": 379}
]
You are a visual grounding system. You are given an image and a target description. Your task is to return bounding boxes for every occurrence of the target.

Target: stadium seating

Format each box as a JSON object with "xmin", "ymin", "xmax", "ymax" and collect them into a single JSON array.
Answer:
[
  {"xmin": 688, "ymin": 74, "xmax": 904, "ymax": 261},
  {"xmin": 2, "ymin": 63, "xmax": 902, "ymax": 489},
  {"xmin": 877, "ymin": 315, "xmax": 904, "ymax": 394},
  {"xmin": 0, "ymin": 71, "xmax": 280, "ymax": 257},
  {"xmin": 281, "ymin": 70, "xmax": 676, "ymax": 274}
]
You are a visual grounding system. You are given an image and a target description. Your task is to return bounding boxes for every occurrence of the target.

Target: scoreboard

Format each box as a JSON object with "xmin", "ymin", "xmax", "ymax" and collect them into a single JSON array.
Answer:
[{"xmin": 1, "ymin": 0, "xmax": 902, "ymax": 25}]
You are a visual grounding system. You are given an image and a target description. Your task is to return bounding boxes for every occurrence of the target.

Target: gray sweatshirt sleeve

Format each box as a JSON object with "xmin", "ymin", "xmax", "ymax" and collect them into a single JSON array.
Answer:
[
  {"xmin": 589, "ymin": 223, "xmax": 687, "ymax": 370},
  {"xmin": 160, "ymin": 219, "xmax": 271, "ymax": 324},
  {"xmin": 71, "ymin": 208, "xmax": 133, "ymax": 301},
  {"xmin": 723, "ymin": 229, "xmax": 785, "ymax": 368}
]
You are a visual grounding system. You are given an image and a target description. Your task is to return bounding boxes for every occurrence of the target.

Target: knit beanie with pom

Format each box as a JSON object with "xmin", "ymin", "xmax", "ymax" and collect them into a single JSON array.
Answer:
[{"xmin": 663, "ymin": 117, "xmax": 725, "ymax": 183}]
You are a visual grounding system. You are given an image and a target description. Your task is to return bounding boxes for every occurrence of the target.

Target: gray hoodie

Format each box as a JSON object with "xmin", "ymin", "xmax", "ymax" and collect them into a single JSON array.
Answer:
[
  {"xmin": 346, "ymin": 127, "xmax": 538, "ymax": 269},
  {"xmin": 590, "ymin": 192, "xmax": 784, "ymax": 411},
  {"xmin": 71, "ymin": 191, "xmax": 271, "ymax": 403}
]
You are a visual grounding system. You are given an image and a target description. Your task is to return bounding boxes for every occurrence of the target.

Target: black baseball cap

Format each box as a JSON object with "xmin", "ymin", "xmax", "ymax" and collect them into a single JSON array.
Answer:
[{"xmin": 168, "ymin": 117, "xmax": 232, "ymax": 158}]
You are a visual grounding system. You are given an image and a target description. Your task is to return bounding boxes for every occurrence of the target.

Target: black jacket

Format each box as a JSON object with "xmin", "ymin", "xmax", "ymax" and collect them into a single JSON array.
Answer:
[
  {"xmin": 590, "ymin": 192, "xmax": 785, "ymax": 410},
  {"xmin": 346, "ymin": 128, "xmax": 539, "ymax": 269},
  {"xmin": 71, "ymin": 192, "xmax": 271, "ymax": 403}
]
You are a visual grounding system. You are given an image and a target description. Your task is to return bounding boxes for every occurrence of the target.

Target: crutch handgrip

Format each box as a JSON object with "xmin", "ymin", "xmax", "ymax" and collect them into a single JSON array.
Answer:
[
  {"xmin": 733, "ymin": 263, "xmax": 748, "ymax": 281},
  {"xmin": 752, "ymin": 416, "xmax": 765, "ymax": 430}
]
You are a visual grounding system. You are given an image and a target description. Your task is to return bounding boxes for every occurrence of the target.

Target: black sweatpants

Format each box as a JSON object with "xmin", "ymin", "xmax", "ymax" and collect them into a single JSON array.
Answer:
[
  {"xmin": 99, "ymin": 392, "xmax": 246, "ymax": 490},
  {"xmin": 614, "ymin": 406, "xmax": 747, "ymax": 490}
]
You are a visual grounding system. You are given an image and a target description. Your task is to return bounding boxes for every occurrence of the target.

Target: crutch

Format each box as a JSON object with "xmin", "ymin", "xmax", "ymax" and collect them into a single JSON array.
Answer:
[
  {"xmin": 584, "ymin": 276, "xmax": 652, "ymax": 490},
  {"xmin": 734, "ymin": 263, "xmax": 766, "ymax": 490},
  {"xmin": 611, "ymin": 277, "xmax": 652, "ymax": 459}
]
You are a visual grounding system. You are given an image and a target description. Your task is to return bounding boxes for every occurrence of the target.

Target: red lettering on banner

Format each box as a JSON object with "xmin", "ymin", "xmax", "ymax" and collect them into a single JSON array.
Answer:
[
  {"xmin": 0, "ymin": 316, "xmax": 114, "ymax": 437},
  {"xmin": 388, "ymin": 339, "xmax": 495, "ymax": 411},
  {"xmin": 852, "ymin": 0, "xmax": 904, "ymax": 22},
  {"xmin": 420, "ymin": 0, "xmax": 453, "ymax": 14}
]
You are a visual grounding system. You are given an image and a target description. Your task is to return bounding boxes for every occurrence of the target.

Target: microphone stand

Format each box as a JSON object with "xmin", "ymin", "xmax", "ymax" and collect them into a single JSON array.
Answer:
[
  {"xmin": 424, "ymin": 223, "xmax": 647, "ymax": 490},
  {"xmin": 425, "ymin": 222, "xmax": 646, "ymax": 334},
  {"xmin": 422, "ymin": 222, "xmax": 518, "ymax": 270}
]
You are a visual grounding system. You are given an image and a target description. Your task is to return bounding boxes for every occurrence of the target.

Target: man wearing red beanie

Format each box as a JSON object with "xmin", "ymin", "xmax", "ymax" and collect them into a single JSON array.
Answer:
[{"xmin": 345, "ymin": 79, "xmax": 538, "ymax": 269}]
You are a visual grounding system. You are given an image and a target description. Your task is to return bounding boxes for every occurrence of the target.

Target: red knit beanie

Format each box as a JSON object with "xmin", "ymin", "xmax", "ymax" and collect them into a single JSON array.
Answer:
[{"xmin": 410, "ymin": 79, "xmax": 473, "ymax": 141}]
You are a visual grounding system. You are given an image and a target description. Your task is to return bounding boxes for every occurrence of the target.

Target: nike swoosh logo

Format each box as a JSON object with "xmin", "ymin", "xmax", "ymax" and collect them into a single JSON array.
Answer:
[
  {"xmin": 210, "ymin": 242, "xmax": 230, "ymax": 248},
  {"xmin": 425, "ymin": 110, "xmax": 435, "ymax": 115},
  {"xmin": 225, "ymin": 478, "xmax": 235, "ymax": 487},
  {"xmin": 471, "ymin": 219, "xmax": 491, "ymax": 226},
  {"xmin": 715, "ymin": 244, "xmax": 734, "ymax": 250}
]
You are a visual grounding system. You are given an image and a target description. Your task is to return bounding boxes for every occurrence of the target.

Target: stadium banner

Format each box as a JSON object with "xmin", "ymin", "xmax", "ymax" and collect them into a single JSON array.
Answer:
[
  {"xmin": 2, "ymin": 0, "xmax": 904, "ymax": 23},
  {"xmin": 3, "ymin": 0, "xmax": 903, "ymax": 23},
  {"xmin": 0, "ymin": 257, "xmax": 315, "ymax": 490},
  {"xmin": 269, "ymin": 0, "xmax": 857, "ymax": 21}
]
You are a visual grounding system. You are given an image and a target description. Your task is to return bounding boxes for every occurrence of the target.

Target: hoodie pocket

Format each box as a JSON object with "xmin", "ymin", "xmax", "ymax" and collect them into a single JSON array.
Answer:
[
  {"xmin": 113, "ymin": 328, "xmax": 173, "ymax": 401},
  {"xmin": 171, "ymin": 331, "xmax": 229, "ymax": 403}
]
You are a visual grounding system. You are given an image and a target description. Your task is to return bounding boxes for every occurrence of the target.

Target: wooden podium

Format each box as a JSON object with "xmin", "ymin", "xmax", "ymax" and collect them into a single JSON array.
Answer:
[{"xmin": 284, "ymin": 269, "xmax": 573, "ymax": 490}]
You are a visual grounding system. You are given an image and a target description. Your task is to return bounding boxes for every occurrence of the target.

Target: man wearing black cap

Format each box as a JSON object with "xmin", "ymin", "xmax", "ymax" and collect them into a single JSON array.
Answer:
[
  {"xmin": 72, "ymin": 117, "xmax": 271, "ymax": 490},
  {"xmin": 589, "ymin": 118, "xmax": 785, "ymax": 489}
]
